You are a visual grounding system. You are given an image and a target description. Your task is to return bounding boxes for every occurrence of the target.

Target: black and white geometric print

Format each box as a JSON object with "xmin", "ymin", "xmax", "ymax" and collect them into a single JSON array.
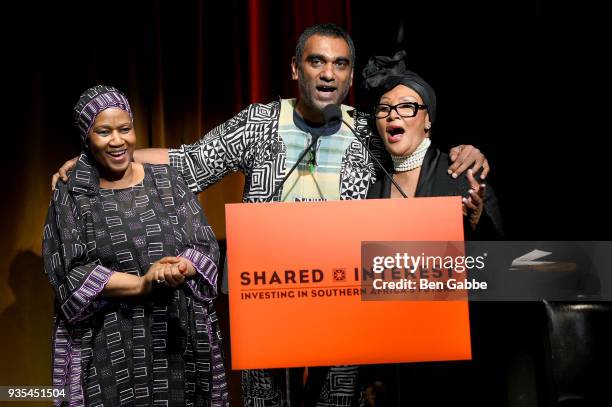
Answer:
[
  {"xmin": 340, "ymin": 138, "xmax": 374, "ymax": 200},
  {"xmin": 241, "ymin": 369, "xmax": 285, "ymax": 407},
  {"xmin": 316, "ymin": 366, "xmax": 360, "ymax": 407},
  {"xmin": 339, "ymin": 111, "xmax": 385, "ymax": 200},
  {"xmin": 169, "ymin": 99, "xmax": 378, "ymax": 203}
]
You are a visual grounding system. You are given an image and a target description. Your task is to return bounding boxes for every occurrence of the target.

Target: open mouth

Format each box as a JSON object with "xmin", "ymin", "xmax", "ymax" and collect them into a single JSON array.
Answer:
[
  {"xmin": 106, "ymin": 149, "xmax": 127, "ymax": 160},
  {"xmin": 386, "ymin": 126, "xmax": 405, "ymax": 142},
  {"xmin": 316, "ymin": 85, "xmax": 337, "ymax": 98}
]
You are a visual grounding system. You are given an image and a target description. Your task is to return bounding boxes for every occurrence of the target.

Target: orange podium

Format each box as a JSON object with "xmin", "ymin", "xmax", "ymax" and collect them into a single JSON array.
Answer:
[{"xmin": 225, "ymin": 197, "xmax": 471, "ymax": 369}]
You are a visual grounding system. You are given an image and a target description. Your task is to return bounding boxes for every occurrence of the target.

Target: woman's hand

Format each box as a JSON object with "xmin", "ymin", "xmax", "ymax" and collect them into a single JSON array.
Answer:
[
  {"xmin": 141, "ymin": 256, "xmax": 184, "ymax": 293},
  {"xmin": 175, "ymin": 257, "xmax": 197, "ymax": 278},
  {"xmin": 462, "ymin": 169, "xmax": 485, "ymax": 231},
  {"xmin": 158, "ymin": 256, "xmax": 196, "ymax": 280},
  {"xmin": 141, "ymin": 256, "xmax": 198, "ymax": 294}
]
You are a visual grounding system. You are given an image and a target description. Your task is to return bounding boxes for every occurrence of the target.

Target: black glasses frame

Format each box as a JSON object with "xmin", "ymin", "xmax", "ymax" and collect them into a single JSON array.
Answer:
[{"xmin": 374, "ymin": 102, "xmax": 428, "ymax": 119}]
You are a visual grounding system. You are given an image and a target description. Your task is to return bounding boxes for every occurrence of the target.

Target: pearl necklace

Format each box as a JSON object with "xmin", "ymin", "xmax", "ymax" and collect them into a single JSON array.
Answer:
[{"xmin": 391, "ymin": 138, "xmax": 431, "ymax": 172}]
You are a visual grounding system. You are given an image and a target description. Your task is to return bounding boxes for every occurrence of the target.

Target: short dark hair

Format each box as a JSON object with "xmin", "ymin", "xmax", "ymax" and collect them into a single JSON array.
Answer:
[{"xmin": 295, "ymin": 23, "xmax": 355, "ymax": 67}]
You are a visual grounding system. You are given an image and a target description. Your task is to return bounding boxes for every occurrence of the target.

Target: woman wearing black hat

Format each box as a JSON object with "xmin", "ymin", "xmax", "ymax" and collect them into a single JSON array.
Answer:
[
  {"xmin": 360, "ymin": 52, "xmax": 504, "ymax": 407},
  {"xmin": 364, "ymin": 51, "xmax": 503, "ymax": 237}
]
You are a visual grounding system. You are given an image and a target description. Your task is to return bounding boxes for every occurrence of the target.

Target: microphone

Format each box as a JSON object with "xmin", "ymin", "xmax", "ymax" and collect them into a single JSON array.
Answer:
[
  {"xmin": 323, "ymin": 103, "xmax": 342, "ymax": 127},
  {"xmin": 323, "ymin": 104, "xmax": 408, "ymax": 198},
  {"xmin": 268, "ymin": 109, "xmax": 335, "ymax": 202}
]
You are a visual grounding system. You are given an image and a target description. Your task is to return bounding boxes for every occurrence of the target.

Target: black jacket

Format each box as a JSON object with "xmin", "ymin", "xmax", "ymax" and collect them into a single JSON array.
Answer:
[{"xmin": 367, "ymin": 144, "xmax": 504, "ymax": 239}]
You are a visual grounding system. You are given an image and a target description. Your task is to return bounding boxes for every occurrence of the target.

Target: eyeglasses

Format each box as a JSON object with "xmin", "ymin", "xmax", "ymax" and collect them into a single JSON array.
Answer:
[{"xmin": 374, "ymin": 102, "xmax": 428, "ymax": 119}]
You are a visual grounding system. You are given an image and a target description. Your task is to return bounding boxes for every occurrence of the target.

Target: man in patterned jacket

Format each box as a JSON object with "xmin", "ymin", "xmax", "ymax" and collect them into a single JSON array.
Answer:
[{"xmin": 54, "ymin": 23, "xmax": 488, "ymax": 407}]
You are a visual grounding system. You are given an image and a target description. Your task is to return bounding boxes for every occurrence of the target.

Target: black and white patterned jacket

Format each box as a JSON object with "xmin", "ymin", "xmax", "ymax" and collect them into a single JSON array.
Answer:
[{"xmin": 168, "ymin": 99, "xmax": 386, "ymax": 201}]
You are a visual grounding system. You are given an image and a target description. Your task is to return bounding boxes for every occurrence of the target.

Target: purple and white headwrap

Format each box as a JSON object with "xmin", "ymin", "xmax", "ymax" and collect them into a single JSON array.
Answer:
[{"xmin": 73, "ymin": 85, "xmax": 133, "ymax": 145}]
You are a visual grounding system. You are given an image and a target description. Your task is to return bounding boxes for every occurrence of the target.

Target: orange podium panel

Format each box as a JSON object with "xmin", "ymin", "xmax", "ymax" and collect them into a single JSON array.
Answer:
[{"xmin": 225, "ymin": 197, "xmax": 471, "ymax": 369}]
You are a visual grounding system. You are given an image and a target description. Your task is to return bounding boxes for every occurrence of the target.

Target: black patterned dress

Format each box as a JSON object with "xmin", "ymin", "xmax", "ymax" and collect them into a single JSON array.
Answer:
[{"xmin": 42, "ymin": 155, "xmax": 228, "ymax": 407}]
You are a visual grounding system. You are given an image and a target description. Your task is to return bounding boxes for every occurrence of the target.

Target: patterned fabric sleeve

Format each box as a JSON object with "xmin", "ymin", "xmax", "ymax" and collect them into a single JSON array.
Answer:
[
  {"xmin": 168, "ymin": 167, "xmax": 221, "ymax": 301},
  {"xmin": 42, "ymin": 186, "xmax": 113, "ymax": 324},
  {"xmin": 356, "ymin": 109, "xmax": 390, "ymax": 181},
  {"xmin": 168, "ymin": 106, "xmax": 251, "ymax": 194}
]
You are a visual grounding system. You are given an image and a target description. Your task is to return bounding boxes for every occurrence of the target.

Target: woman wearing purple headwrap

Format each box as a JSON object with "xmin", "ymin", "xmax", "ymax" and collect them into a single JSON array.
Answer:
[
  {"xmin": 42, "ymin": 85, "xmax": 228, "ymax": 406},
  {"xmin": 364, "ymin": 51, "xmax": 503, "ymax": 236}
]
